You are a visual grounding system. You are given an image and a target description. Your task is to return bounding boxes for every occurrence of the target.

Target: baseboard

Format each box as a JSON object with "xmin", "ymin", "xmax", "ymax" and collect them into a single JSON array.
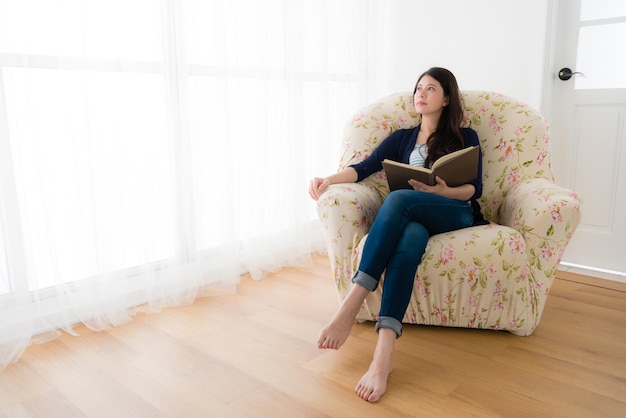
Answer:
[{"xmin": 556, "ymin": 268, "xmax": 626, "ymax": 293}]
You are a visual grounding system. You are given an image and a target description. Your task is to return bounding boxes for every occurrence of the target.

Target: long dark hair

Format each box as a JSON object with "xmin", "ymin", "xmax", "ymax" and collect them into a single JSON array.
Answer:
[{"xmin": 413, "ymin": 67, "xmax": 464, "ymax": 167}]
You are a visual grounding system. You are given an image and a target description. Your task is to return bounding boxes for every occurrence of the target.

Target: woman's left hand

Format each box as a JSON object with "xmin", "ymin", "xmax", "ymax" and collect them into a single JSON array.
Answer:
[
  {"xmin": 408, "ymin": 176, "xmax": 448, "ymax": 195},
  {"xmin": 409, "ymin": 176, "xmax": 476, "ymax": 201}
]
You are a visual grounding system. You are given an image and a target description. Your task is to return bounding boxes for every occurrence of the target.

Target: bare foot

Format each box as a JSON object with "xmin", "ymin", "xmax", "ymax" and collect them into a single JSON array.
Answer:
[
  {"xmin": 355, "ymin": 327, "xmax": 395, "ymax": 402},
  {"xmin": 317, "ymin": 283, "xmax": 370, "ymax": 350},
  {"xmin": 355, "ymin": 362, "xmax": 392, "ymax": 402},
  {"xmin": 317, "ymin": 310, "xmax": 355, "ymax": 349}
]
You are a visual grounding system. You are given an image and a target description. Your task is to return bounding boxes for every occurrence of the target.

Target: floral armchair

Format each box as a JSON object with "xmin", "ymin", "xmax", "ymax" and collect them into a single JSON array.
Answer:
[{"xmin": 316, "ymin": 91, "xmax": 582, "ymax": 336}]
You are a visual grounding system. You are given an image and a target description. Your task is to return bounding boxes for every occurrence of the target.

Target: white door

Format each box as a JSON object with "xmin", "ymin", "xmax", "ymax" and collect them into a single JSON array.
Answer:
[{"xmin": 549, "ymin": 0, "xmax": 626, "ymax": 274}]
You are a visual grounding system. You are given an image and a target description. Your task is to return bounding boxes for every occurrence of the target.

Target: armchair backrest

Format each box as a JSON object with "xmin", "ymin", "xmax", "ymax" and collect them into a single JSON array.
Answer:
[{"xmin": 338, "ymin": 91, "xmax": 554, "ymax": 222}]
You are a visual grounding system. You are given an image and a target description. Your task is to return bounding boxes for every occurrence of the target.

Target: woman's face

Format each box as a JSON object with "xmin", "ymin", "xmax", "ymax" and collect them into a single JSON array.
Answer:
[{"xmin": 413, "ymin": 75, "xmax": 449, "ymax": 116}]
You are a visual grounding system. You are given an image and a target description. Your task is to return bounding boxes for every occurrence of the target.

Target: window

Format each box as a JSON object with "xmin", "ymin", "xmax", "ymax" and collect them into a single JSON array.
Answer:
[{"xmin": 575, "ymin": 0, "xmax": 626, "ymax": 89}]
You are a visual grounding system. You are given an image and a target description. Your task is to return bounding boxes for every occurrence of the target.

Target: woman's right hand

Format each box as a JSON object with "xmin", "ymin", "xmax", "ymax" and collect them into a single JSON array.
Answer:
[
  {"xmin": 308, "ymin": 168, "xmax": 357, "ymax": 201},
  {"xmin": 309, "ymin": 177, "xmax": 330, "ymax": 201}
]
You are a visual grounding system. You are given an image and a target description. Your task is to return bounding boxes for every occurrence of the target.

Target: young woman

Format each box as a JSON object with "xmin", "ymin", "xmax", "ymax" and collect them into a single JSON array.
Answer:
[{"xmin": 309, "ymin": 67, "xmax": 486, "ymax": 402}]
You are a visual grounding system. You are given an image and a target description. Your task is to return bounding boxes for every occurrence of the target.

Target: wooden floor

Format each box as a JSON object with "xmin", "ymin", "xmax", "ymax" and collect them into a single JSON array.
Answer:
[{"xmin": 1, "ymin": 255, "xmax": 625, "ymax": 417}]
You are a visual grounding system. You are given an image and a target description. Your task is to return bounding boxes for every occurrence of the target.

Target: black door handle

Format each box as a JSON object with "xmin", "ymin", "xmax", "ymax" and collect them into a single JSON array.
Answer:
[{"xmin": 559, "ymin": 67, "xmax": 585, "ymax": 81}]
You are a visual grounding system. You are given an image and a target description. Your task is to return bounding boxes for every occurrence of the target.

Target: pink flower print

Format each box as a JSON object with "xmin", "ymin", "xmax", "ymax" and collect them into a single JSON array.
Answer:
[
  {"xmin": 508, "ymin": 235, "xmax": 524, "ymax": 254},
  {"xmin": 439, "ymin": 244, "xmax": 456, "ymax": 265},
  {"xmin": 443, "ymin": 293, "xmax": 451, "ymax": 305},
  {"xmin": 464, "ymin": 233, "xmax": 479, "ymax": 250},
  {"xmin": 479, "ymin": 106, "xmax": 488, "ymax": 115},
  {"xmin": 353, "ymin": 112, "xmax": 366, "ymax": 122},
  {"xmin": 468, "ymin": 295, "xmax": 478, "ymax": 308},
  {"xmin": 354, "ymin": 215, "xmax": 367, "ymax": 229},
  {"xmin": 494, "ymin": 301, "xmax": 504, "ymax": 311},
  {"xmin": 441, "ymin": 313, "xmax": 449, "ymax": 325},
  {"xmin": 550, "ymin": 205, "xmax": 563, "ymax": 223},
  {"xmin": 507, "ymin": 169, "xmax": 522, "ymax": 184},
  {"xmin": 536, "ymin": 151, "xmax": 546, "ymax": 165},
  {"xmin": 497, "ymin": 139, "xmax": 515, "ymax": 160},
  {"xmin": 433, "ymin": 306, "xmax": 441, "ymax": 316},
  {"xmin": 541, "ymin": 244, "xmax": 556, "ymax": 260},
  {"xmin": 520, "ymin": 266, "xmax": 528, "ymax": 282},
  {"xmin": 503, "ymin": 143, "xmax": 515, "ymax": 160},
  {"xmin": 414, "ymin": 275, "xmax": 424, "ymax": 287},
  {"xmin": 414, "ymin": 276, "xmax": 428, "ymax": 296},
  {"xmin": 514, "ymin": 126, "xmax": 524, "ymax": 136},
  {"xmin": 493, "ymin": 280, "xmax": 503, "ymax": 297},
  {"xmin": 380, "ymin": 120, "xmax": 391, "ymax": 132},
  {"xmin": 333, "ymin": 265, "xmax": 341, "ymax": 280},
  {"xmin": 489, "ymin": 113, "xmax": 497, "ymax": 128},
  {"xmin": 464, "ymin": 266, "xmax": 480, "ymax": 287},
  {"xmin": 486, "ymin": 264, "xmax": 497, "ymax": 278}
]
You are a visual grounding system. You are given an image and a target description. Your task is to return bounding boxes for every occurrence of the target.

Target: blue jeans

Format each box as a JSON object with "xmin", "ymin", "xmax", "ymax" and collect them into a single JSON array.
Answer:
[{"xmin": 352, "ymin": 189, "xmax": 474, "ymax": 337}]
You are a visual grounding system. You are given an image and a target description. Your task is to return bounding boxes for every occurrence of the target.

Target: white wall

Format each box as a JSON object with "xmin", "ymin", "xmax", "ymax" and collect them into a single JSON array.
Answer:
[{"xmin": 369, "ymin": 0, "xmax": 551, "ymax": 111}]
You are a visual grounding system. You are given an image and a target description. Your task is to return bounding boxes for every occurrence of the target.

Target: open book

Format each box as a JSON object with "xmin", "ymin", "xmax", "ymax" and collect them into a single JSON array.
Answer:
[{"xmin": 382, "ymin": 145, "xmax": 479, "ymax": 191}]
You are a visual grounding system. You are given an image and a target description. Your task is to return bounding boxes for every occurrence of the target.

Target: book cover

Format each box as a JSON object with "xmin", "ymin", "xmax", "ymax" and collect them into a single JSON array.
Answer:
[{"xmin": 382, "ymin": 145, "xmax": 479, "ymax": 191}]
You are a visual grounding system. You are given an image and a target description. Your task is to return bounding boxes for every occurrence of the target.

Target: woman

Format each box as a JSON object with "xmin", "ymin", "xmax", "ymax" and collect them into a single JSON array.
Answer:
[{"xmin": 308, "ymin": 67, "xmax": 486, "ymax": 402}]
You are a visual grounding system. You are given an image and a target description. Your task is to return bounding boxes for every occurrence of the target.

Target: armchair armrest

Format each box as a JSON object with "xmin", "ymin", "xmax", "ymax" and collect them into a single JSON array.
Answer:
[
  {"xmin": 317, "ymin": 181, "xmax": 384, "ymax": 296},
  {"xmin": 499, "ymin": 178, "xmax": 582, "ymax": 280}
]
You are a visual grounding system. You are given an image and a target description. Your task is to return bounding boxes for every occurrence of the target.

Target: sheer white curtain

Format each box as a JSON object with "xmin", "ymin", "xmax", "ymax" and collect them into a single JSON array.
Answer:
[{"xmin": 0, "ymin": 0, "xmax": 370, "ymax": 370}]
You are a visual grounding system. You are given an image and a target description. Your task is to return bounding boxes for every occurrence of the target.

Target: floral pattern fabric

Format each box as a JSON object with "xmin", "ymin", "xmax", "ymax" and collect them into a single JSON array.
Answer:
[{"xmin": 317, "ymin": 91, "xmax": 582, "ymax": 336}]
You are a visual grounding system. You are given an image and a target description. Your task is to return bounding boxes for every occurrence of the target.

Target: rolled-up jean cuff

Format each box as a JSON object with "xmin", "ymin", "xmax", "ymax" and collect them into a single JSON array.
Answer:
[
  {"xmin": 375, "ymin": 316, "xmax": 402, "ymax": 338},
  {"xmin": 351, "ymin": 270, "xmax": 378, "ymax": 292}
]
